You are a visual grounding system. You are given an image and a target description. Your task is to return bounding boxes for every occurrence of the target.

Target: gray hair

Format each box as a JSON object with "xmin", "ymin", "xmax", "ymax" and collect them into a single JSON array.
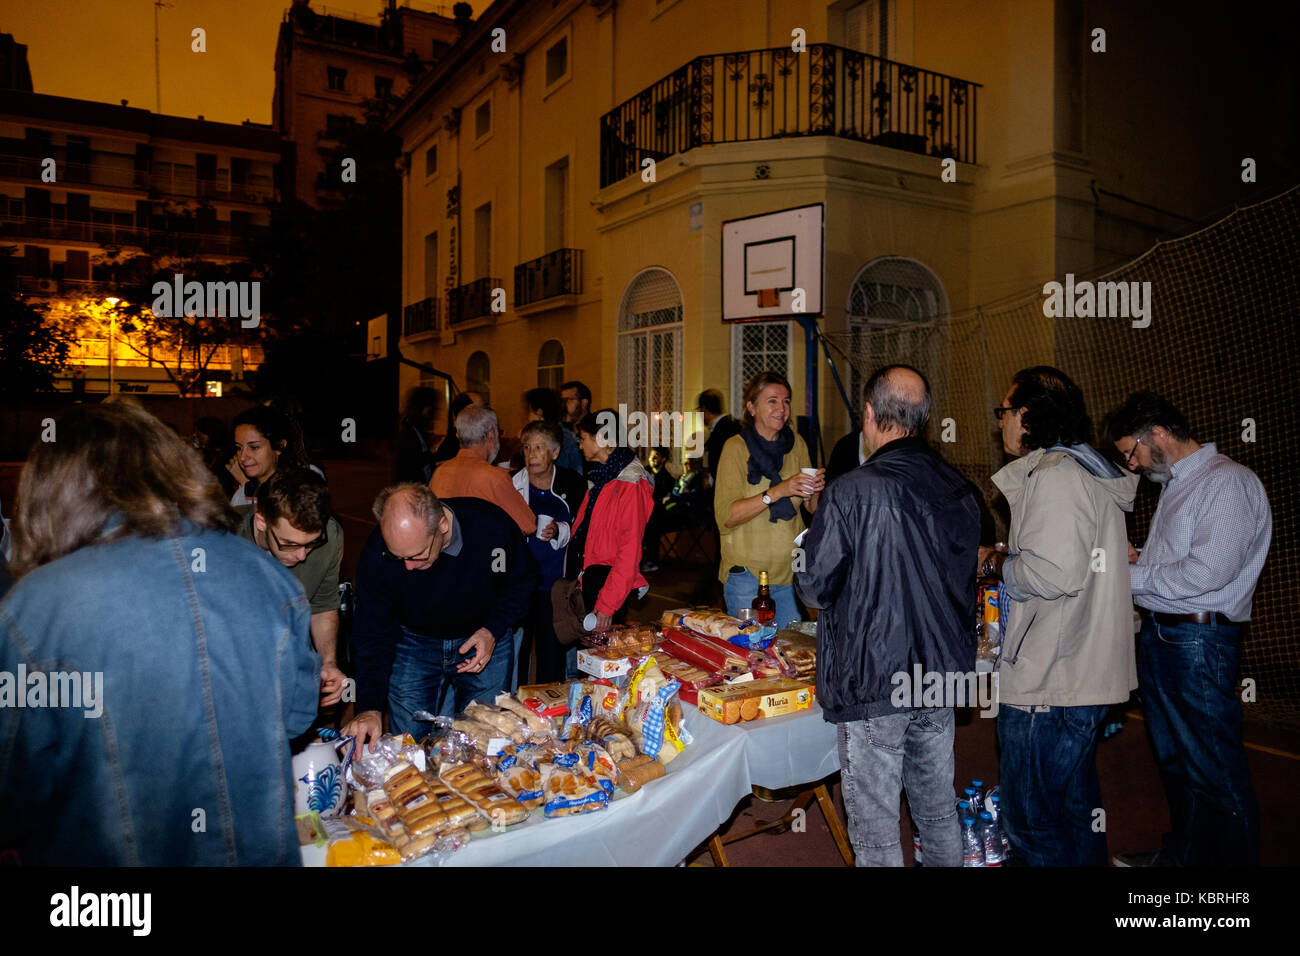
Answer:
[
  {"xmin": 521, "ymin": 419, "xmax": 563, "ymax": 451},
  {"xmin": 455, "ymin": 404, "xmax": 498, "ymax": 446},
  {"xmin": 372, "ymin": 482, "xmax": 444, "ymax": 533},
  {"xmin": 863, "ymin": 364, "xmax": 931, "ymax": 436}
]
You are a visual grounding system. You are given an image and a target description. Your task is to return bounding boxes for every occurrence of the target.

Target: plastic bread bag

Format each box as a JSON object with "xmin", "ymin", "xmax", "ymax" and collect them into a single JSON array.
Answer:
[
  {"xmin": 494, "ymin": 692, "xmax": 553, "ymax": 740},
  {"xmin": 496, "ymin": 751, "xmax": 545, "ymax": 807},
  {"xmin": 323, "ymin": 814, "xmax": 402, "ymax": 867},
  {"xmin": 540, "ymin": 761, "xmax": 610, "ymax": 818},
  {"xmin": 728, "ymin": 623, "xmax": 778, "ymax": 650},
  {"xmin": 656, "ymin": 700, "xmax": 693, "ymax": 766},
  {"xmin": 562, "ymin": 679, "xmax": 623, "ymax": 739},
  {"xmin": 659, "ymin": 607, "xmax": 692, "ymax": 628},
  {"xmin": 464, "ymin": 701, "xmax": 531, "ymax": 744},
  {"xmin": 586, "ymin": 715, "xmax": 637, "ymax": 760},
  {"xmin": 574, "ymin": 742, "xmax": 618, "ymax": 796},
  {"xmin": 450, "ymin": 715, "xmax": 511, "ymax": 755},
  {"xmin": 624, "ymin": 666, "xmax": 682, "ymax": 760}
]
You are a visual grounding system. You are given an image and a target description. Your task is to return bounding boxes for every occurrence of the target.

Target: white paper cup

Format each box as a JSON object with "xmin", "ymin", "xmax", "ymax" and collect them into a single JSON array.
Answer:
[
  {"xmin": 536, "ymin": 515, "xmax": 555, "ymax": 536},
  {"xmin": 801, "ymin": 467, "xmax": 818, "ymax": 477}
]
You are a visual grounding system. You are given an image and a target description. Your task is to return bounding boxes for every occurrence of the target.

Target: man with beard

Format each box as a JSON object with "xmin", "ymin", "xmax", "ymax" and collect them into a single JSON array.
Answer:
[{"xmin": 1107, "ymin": 392, "xmax": 1271, "ymax": 867}]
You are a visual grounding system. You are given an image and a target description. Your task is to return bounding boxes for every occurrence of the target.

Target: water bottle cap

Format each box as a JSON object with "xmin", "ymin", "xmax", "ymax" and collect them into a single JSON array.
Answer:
[
  {"xmin": 991, "ymin": 794, "xmax": 1000, "ymax": 804},
  {"xmin": 964, "ymin": 787, "xmax": 975, "ymax": 794},
  {"xmin": 962, "ymin": 817, "xmax": 975, "ymax": 825},
  {"xmin": 980, "ymin": 811, "xmax": 992, "ymax": 820},
  {"xmin": 972, "ymin": 779, "xmax": 984, "ymax": 787}
]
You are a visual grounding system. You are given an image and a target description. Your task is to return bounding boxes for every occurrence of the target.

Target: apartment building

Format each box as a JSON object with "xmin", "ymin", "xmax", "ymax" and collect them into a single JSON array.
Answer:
[
  {"xmin": 0, "ymin": 81, "xmax": 281, "ymax": 396},
  {"xmin": 273, "ymin": 0, "xmax": 465, "ymax": 207},
  {"xmin": 385, "ymin": 0, "xmax": 1282, "ymax": 456}
]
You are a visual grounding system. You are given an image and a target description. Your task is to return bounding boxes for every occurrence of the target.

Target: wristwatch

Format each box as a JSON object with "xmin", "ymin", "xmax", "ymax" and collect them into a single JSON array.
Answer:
[{"xmin": 761, "ymin": 489, "xmax": 774, "ymax": 506}]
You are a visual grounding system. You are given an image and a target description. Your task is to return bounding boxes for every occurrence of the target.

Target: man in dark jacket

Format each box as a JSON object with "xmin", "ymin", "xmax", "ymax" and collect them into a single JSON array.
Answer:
[
  {"xmin": 342, "ymin": 485, "xmax": 538, "ymax": 751},
  {"xmin": 796, "ymin": 365, "xmax": 981, "ymax": 867}
]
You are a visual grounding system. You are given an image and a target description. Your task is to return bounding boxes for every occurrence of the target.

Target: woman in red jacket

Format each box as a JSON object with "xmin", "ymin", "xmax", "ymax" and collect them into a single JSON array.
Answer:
[{"xmin": 568, "ymin": 409, "xmax": 654, "ymax": 629}]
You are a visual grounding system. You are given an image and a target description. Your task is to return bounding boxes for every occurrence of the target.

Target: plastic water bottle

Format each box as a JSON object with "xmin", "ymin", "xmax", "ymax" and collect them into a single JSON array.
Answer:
[
  {"xmin": 957, "ymin": 799, "xmax": 971, "ymax": 820},
  {"xmin": 961, "ymin": 816, "xmax": 985, "ymax": 867},
  {"xmin": 980, "ymin": 811, "xmax": 1004, "ymax": 866},
  {"xmin": 990, "ymin": 794, "xmax": 1010, "ymax": 853},
  {"xmin": 969, "ymin": 781, "xmax": 985, "ymax": 816}
]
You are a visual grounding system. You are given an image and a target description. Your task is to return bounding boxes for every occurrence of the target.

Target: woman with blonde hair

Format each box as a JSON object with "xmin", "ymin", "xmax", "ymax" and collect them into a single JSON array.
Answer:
[{"xmin": 714, "ymin": 371, "xmax": 825, "ymax": 625}]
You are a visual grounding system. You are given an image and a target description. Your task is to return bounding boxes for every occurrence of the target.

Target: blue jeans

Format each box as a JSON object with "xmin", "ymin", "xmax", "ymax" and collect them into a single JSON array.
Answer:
[
  {"xmin": 1137, "ymin": 617, "xmax": 1259, "ymax": 865},
  {"xmin": 388, "ymin": 625, "xmax": 512, "ymax": 737},
  {"xmin": 837, "ymin": 709, "xmax": 962, "ymax": 867},
  {"xmin": 506, "ymin": 626, "xmax": 524, "ymax": 693},
  {"xmin": 997, "ymin": 702, "xmax": 1110, "ymax": 866},
  {"xmin": 723, "ymin": 567, "xmax": 801, "ymax": 627}
]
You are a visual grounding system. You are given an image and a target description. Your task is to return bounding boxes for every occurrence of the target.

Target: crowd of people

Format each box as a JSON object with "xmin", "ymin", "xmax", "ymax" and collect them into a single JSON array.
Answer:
[{"xmin": 0, "ymin": 365, "xmax": 1271, "ymax": 869}]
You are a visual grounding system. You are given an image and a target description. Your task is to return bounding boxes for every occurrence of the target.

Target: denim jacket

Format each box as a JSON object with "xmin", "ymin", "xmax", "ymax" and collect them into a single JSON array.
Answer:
[{"xmin": 0, "ymin": 522, "xmax": 320, "ymax": 865}]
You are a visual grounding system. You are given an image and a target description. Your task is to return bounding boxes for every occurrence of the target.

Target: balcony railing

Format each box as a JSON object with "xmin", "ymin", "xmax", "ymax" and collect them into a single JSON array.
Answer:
[
  {"xmin": 599, "ymin": 44, "xmax": 979, "ymax": 187},
  {"xmin": 403, "ymin": 297, "xmax": 439, "ymax": 336},
  {"xmin": 447, "ymin": 277, "xmax": 500, "ymax": 327},
  {"xmin": 0, "ymin": 216, "xmax": 265, "ymax": 256},
  {"xmin": 0, "ymin": 154, "xmax": 274, "ymax": 203},
  {"xmin": 0, "ymin": 153, "xmax": 149, "ymax": 191},
  {"xmin": 514, "ymin": 249, "xmax": 582, "ymax": 308}
]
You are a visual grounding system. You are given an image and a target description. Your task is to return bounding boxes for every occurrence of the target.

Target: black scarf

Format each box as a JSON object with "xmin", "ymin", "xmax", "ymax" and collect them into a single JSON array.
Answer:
[
  {"xmin": 741, "ymin": 425, "xmax": 796, "ymax": 522},
  {"xmin": 568, "ymin": 446, "xmax": 636, "ymax": 571}
]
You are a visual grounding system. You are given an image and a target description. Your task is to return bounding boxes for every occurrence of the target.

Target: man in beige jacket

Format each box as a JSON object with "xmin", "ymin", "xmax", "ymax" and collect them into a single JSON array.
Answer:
[{"xmin": 980, "ymin": 366, "xmax": 1139, "ymax": 866}]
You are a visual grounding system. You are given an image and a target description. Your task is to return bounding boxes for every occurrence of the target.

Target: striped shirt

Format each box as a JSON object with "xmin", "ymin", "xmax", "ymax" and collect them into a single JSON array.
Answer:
[{"xmin": 1130, "ymin": 443, "xmax": 1271, "ymax": 621}]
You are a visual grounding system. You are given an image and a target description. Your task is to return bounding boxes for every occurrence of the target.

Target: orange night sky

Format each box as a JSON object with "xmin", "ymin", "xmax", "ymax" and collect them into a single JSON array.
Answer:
[{"xmin": 3, "ymin": 0, "xmax": 471, "ymax": 126}]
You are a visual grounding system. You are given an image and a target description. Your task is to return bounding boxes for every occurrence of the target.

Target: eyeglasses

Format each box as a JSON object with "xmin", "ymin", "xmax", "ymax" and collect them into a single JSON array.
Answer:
[
  {"xmin": 267, "ymin": 522, "xmax": 327, "ymax": 555},
  {"xmin": 381, "ymin": 535, "xmax": 437, "ymax": 563},
  {"xmin": 993, "ymin": 406, "xmax": 1018, "ymax": 421},
  {"xmin": 1120, "ymin": 436, "xmax": 1144, "ymax": 470}
]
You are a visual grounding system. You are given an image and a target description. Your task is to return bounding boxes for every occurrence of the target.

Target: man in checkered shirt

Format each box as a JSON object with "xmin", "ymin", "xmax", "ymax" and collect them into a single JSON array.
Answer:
[{"xmin": 1107, "ymin": 392, "xmax": 1272, "ymax": 867}]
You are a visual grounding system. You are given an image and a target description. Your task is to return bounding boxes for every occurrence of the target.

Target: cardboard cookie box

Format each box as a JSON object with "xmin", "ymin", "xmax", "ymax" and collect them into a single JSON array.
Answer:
[{"xmin": 697, "ymin": 677, "xmax": 815, "ymax": 724}]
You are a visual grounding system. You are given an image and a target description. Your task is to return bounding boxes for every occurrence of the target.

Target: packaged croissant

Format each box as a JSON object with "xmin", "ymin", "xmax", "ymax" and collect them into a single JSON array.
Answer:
[
  {"xmin": 496, "ymin": 751, "xmax": 545, "ymax": 808},
  {"xmin": 540, "ymin": 761, "xmax": 610, "ymax": 818}
]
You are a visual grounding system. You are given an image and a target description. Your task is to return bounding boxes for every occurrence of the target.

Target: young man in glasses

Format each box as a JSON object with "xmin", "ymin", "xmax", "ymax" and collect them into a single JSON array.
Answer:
[
  {"xmin": 237, "ymin": 468, "xmax": 346, "ymax": 706},
  {"xmin": 1106, "ymin": 392, "xmax": 1271, "ymax": 867}
]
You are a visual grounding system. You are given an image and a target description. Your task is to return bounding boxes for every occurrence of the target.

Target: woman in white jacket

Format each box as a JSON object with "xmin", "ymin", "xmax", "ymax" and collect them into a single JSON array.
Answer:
[{"xmin": 511, "ymin": 421, "xmax": 587, "ymax": 683}]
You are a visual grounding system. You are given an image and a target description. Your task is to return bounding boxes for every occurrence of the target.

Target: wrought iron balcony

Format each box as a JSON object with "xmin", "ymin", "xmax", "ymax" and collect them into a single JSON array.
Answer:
[
  {"xmin": 514, "ymin": 249, "xmax": 583, "ymax": 308},
  {"xmin": 600, "ymin": 44, "xmax": 979, "ymax": 187},
  {"xmin": 403, "ymin": 296, "xmax": 439, "ymax": 336},
  {"xmin": 446, "ymin": 277, "xmax": 501, "ymax": 326}
]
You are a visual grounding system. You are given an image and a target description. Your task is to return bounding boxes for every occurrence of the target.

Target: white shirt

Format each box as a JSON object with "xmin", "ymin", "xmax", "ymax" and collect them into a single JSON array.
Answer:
[{"xmin": 1130, "ymin": 443, "xmax": 1271, "ymax": 621}]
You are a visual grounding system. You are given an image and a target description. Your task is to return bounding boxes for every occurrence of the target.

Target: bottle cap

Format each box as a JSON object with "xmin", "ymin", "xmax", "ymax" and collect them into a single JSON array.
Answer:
[
  {"xmin": 980, "ymin": 811, "xmax": 992, "ymax": 820},
  {"xmin": 962, "ymin": 817, "xmax": 975, "ymax": 825},
  {"xmin": 972, "ymin": 779, "xmax": 984, "ymax": 787}
]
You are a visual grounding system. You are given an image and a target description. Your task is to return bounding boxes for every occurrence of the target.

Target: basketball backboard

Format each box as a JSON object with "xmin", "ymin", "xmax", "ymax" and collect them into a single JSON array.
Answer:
[{"xmin": 722, "ymin": 203, "xmax": 824, "ymax": 322}]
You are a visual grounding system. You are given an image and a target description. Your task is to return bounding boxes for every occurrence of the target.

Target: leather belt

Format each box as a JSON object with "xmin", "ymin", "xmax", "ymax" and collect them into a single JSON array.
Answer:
[{"xmin": 1141, "ymin": 609, "xmax": 1237, "ymax": 627}]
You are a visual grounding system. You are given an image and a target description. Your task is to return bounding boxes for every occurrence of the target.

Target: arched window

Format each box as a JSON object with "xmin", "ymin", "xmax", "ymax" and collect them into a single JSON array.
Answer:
[
  {"xmin": 537, "ymin": 339, "xmax": 564, "ymax": 390},
  {"xmin": 846, "ymin": 257, "xmax": 947, "ymax": 403},
  {"xmin": 466, "ymin": 350, "xmax": 490, "ymax": 403},
  {"xmin": 617, "ymin": 268, "xmax": 683, "ymax": 423}
]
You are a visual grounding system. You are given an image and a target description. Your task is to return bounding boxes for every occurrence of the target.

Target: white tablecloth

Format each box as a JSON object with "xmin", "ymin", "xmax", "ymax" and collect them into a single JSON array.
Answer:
[
  {"xmin": 729, "ymin": 703, "xmax": 840, "ymax": 790},
  {"xmin": 301, "ymin": 704, "xmax": 838, "ymax": 867}
]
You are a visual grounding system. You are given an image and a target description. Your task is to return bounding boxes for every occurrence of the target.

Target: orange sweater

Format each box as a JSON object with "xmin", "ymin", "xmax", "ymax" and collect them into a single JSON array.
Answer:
[{"xmin": 431, "ymin": 449, "xmax": 538, "ymax": 535}]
